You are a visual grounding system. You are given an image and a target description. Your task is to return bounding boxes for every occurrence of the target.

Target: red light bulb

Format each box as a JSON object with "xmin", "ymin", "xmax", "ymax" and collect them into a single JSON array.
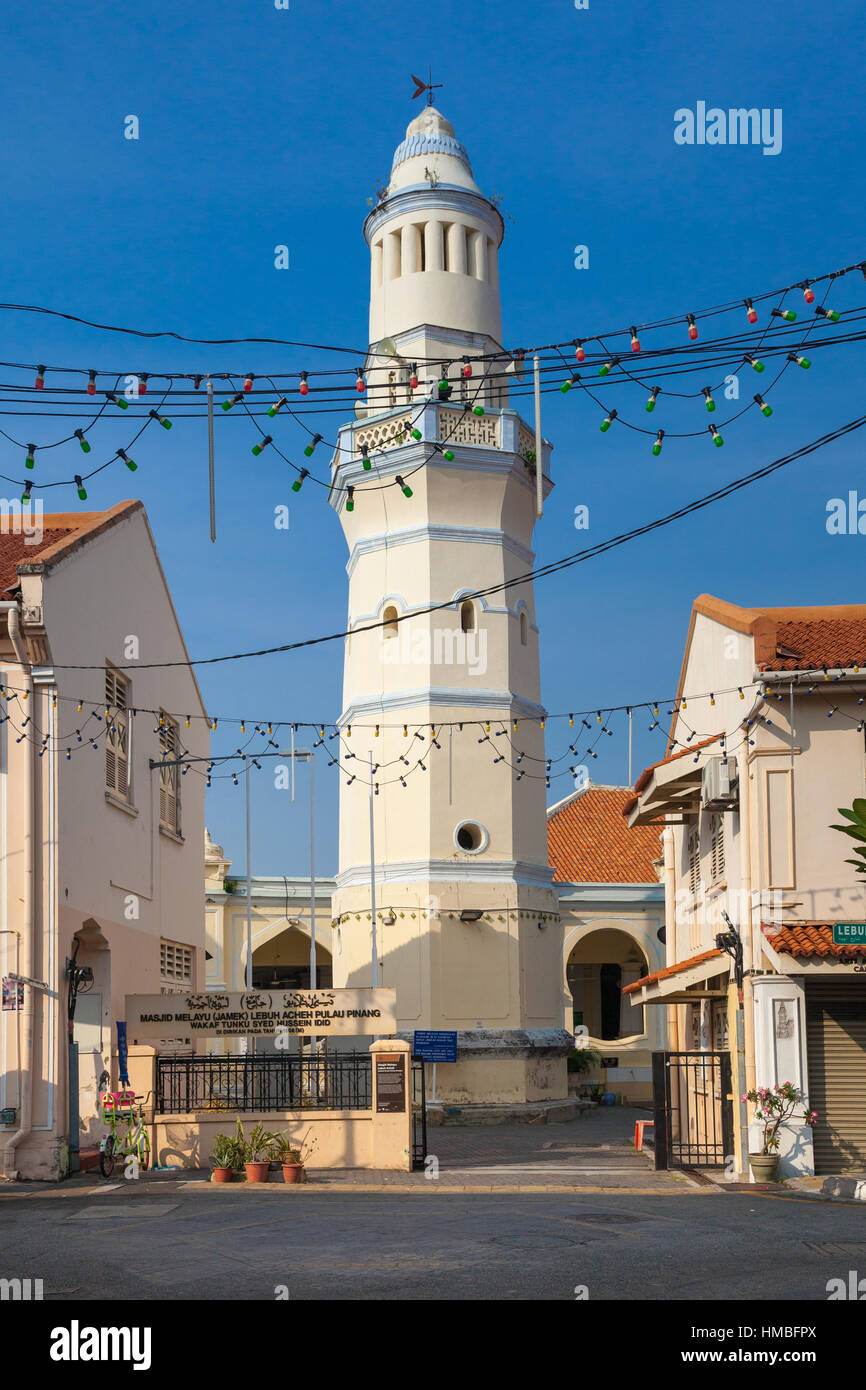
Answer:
[
  {"xmin": 687, "ymin": 313, "xmax": 698, "ymax": 341},
  {"xmin": 243, "ymin": 374, "xmax": 254, "ymax": 392},
  {"xmin": 355, "ymin": 367, "xmax": 366, "ymax": 394},
  {"xmin": 299, "ymin": 372, "xmax": 309, "ymax": 396},
  {"xmin": 35, "ymin": 366, "xmax": 45, "ymax": 390},
  {"xmin": 462, "ymin": 359, "xmax": 473, "ymax": 378},
  {"xmin": 574, "ymin": 339, "xmax": 586, "ymax": 363},
  {"xmin": 87, "ymin": 370, "xmax": 97, "ymax": 396},
  {"xmin": 744, "ymin": 298, "xmax": 758, "ymax": 325},
  {"xmin": 630, "ymin": 327, "xmax": 641, "ymax": 353},
  {"xmin": 138, "ymin": 374, "xmax": 148, "ymax": 396},
  {"xmin": 802, "ymin": 283, "xmax": 815, "ymax": 304},
  {"xmin": 409, "ymin": 364, "xmax": 419, "ymax": 390}
]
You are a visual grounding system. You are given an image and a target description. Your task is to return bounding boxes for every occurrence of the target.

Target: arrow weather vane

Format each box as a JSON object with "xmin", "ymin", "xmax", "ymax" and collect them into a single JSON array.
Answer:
[{"xmin": 411, "ymin": 67, "xmax": 444, "ymax": 106}]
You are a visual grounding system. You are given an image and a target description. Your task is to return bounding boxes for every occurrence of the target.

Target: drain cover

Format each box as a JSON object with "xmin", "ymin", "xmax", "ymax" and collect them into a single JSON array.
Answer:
[{"xmin": 66, "ymin": 1202, "xmax": 179, "ymax": 1220}]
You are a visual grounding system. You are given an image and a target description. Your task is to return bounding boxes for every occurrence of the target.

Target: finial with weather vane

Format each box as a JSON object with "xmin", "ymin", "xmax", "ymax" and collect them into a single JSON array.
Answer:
[{"xmin": 411, "ymin": 68, "xmax": 444, "ymax": 107}]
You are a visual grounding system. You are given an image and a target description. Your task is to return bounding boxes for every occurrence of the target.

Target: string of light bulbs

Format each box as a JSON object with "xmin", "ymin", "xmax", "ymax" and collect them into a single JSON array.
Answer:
[{"xmin": 1, "ymin": 256, "xmax": 862, "ymax": 377}]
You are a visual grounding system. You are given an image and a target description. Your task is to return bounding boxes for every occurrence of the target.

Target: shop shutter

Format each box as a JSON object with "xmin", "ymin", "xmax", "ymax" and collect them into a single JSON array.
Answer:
[{"xmin": 805, "ymin": 980, "xmax": 866, "ymax": 1174}]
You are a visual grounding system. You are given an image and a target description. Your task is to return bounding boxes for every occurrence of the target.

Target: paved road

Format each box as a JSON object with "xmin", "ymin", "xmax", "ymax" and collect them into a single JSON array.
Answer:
[{"xmin": 2, "ymin": 1187, "xmax": 865, "ymax": 1300}]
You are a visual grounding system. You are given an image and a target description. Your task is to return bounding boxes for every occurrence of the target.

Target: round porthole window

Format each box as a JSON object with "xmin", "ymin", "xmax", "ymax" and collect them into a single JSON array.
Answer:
[{"xmin": 454, "ymin": 821, "xmax": 489, "ymax": 854}]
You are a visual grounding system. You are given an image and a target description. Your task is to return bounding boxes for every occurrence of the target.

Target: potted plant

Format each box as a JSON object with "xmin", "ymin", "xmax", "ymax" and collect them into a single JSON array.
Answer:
[
  {"xmin": 241, "ymin": 1120, "xmax": 277, "ymax": 1183},
  {"xmin": 209, "ymin": 1131, "xmax": 238, "ymax": 1184},
  {"xmin": 272, "ymin": 1135, "xmax": 305, "ymax": 1183},
  {"xmin": 744, "ymin": 1082, "xmax": 817, "ymax": 1181}
]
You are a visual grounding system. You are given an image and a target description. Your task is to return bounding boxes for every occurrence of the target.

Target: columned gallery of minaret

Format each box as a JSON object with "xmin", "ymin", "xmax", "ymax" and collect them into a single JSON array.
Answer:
[{"xmin": 329, "ymin": 106, "xmax": 571, "ymax": 1107}]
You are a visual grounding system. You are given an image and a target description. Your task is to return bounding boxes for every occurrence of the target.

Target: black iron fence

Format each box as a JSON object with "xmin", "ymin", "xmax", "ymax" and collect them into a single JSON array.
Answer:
[
  {"xmin": 157, "ymin": 1051, "xmax": 373, "ymax": 1114},
  {"xmin": 652, "ymin": 1050, "xmax": 734, "ymax": 1169}
]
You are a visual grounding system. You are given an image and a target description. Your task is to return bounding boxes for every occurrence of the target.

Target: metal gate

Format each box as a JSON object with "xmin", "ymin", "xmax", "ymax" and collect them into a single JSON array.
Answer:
[
  {"xmin": 652, "ymin": 1051, "xmax": 733, "ymax": 1169},
  {"xmin": 411, "ymin": 1056, "xmax": 427, "ymax": 1171}
]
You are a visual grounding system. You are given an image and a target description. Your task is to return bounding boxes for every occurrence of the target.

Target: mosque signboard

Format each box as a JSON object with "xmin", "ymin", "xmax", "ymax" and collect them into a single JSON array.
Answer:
[{"xmin": 126, "ymin": 988, "xmax": 397, "ymax": 1040}]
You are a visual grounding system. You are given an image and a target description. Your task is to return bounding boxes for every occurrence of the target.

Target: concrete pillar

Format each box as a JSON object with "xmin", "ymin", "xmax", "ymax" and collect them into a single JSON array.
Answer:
[
  {"xmin": 125, "ymin": 1045, "xmax": 157, "ymax": 1114},
  {"xmin": 487, "ymin": 238, "xmax": 499, "ymax": 293},
  {"xmin": 384, "ymin": 231, "xmax": 401, "ymax": 281},
  {"xmin": 369, "ymin": 1037, "xmax": 412, "ymax": 1170},
  {"xmin": 448, "ymin": 222, "xmax": 467, "ymax": 275},
  {"xmin": 371, "ymin": 240, "xmax": 383, "ymax": 292},
  {"xmin": 473, "ymin": 230, "xmax": 487, "ymax": 281},
  {"xmin": 424, "ymin": 220, "xmax": 443, "ymax": 272},
  {"xmin": 401, "ymin": 223, "xmax": 419, "ymax": 275}
]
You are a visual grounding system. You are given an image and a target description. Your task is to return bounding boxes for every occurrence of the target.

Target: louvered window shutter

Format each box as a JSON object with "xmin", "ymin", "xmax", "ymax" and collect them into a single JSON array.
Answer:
[{"xmin": 105, "ymin": 668, "xmax": 130, "ymax": 799}]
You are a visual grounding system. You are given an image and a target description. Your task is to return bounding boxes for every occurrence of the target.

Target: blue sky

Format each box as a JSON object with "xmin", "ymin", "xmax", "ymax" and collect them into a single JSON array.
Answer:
[{"xmin": 1, "ymin": 0, "xmax": 864, "ymax": 874}]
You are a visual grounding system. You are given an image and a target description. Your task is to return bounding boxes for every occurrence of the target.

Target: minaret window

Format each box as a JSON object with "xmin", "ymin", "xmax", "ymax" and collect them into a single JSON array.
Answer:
[
  {"xmin": 454, "ymin": 820, "xmax": 489, "ymax": 854},
  {"xmin": 416, "ymin": 225, "xmax": 426, "ymax": 272},
  {"xmin": 383, "ymin": 605, "xmax": 399, "ymax": 636},
  {"xmin": 441, "ymin": 224, "xmax": 451, "ymax": 272},
  {"xmin": 520, "ymin": 610, "xmax": 528, "ymax": 645},
  {"xmin": 460, "ymin": 600, "xmax": 476, "ymax": 633}
]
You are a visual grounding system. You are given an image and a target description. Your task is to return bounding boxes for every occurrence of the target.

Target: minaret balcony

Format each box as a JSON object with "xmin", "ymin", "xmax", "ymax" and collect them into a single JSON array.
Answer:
[{"xmin": 331, "ymin": 401, "xmax": 553, "ymax": 501}]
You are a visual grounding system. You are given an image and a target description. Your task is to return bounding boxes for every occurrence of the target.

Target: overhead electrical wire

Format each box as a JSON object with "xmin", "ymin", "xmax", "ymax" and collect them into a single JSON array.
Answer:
[{"xmin": 23, "ymin": 411, "xmax": 866, "ymax": 673}]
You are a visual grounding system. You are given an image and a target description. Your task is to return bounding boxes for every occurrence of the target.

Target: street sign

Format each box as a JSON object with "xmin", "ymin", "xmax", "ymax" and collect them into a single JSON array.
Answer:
[
  {"xmin": 413, "ymin": 1030, "xmax": 458, "ymax": 1063},
  {"xmin": 832, "ymin": 923, "xmax": 866, "ymax": 945}
]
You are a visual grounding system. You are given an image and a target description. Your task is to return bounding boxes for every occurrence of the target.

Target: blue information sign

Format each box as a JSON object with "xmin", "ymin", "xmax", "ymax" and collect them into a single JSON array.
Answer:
[{"xmin": 413, "ymin": 1030, "xmax": 458, "ymax": 1063}]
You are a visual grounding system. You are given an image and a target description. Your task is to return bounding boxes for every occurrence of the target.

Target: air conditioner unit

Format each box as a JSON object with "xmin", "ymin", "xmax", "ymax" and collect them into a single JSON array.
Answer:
[{"xmin": 701, "ymin": 755, "xmax": 739, "ymax": 811}]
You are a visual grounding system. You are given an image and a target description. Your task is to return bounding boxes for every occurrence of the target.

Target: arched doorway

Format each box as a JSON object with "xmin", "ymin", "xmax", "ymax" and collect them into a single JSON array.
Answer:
[
  {"xmin": 251, "ymin": 925, "xmax": 332, "ymax": 992},
  {"xmin": 566, "ymin": 928, "xmax": 648, "ymax": 1042},
  {"xmin": 250, "ymin": 924, "xmax": 333, "ymax": 1056}
]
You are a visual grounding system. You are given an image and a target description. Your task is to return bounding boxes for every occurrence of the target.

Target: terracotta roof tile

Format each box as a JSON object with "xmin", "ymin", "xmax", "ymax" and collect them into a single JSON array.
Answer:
[
  {"xmin": 622, "ymin": 947, "xmax": 724, "ymax": 995},
  {"xmin": 761, "ymin": 617, "xmax": 866, "ymax": 672},
  {"xmin": 0, "ymin": 503, "xmax": 141, "ymax": 598},
  {"xmin": 762, "ymin": 922, "xmax": 866, "ymax": 958},
  {"xmin": 0, "ymin": 529, "xmax": 72, "ymax": 597},
  {"xmin": 547, "ymin": 784, "xmax": 662, "ymax": 884}
]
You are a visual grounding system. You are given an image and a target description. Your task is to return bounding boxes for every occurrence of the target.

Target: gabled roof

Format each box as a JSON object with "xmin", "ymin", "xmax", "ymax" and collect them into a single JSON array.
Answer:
[
  {"xmin": 679, "ymin": 593, "xmax": 866, "ymax": 681},
  {"xmin": 1, "ymin": 502, "xmax": 143, "ymax": 597},
  {"xmin": 1, "ymin": 500, "xmax": 208, "ymax": 720},
  {"xmin": 547, "ymin": 783, "xmax": 662, "ymax": 884}
]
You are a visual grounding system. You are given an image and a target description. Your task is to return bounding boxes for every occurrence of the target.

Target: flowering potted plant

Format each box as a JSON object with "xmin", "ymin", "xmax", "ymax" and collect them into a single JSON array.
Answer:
[
  {"xmin": 744, "ymin": 1082, "xmax": 817, "ymax": 1181},
  {"xmin": 272, "ymin": 1135, "xmax": 305, "ymax": 1183},
  {"xmin": 272, "ymin": 1129, "xmax": 316, "ymax": 1183}
]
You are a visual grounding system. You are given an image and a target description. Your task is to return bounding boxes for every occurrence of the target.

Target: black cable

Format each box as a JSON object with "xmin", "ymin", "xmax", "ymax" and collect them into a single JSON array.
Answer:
[{"xmin": 35, "ymin": 413, "xmax": 866, "ymax": 672}]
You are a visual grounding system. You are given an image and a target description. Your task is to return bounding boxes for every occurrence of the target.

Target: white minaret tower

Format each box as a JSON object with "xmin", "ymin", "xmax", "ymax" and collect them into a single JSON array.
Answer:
[{"xmin": 329, "ymin": 104, "xmax": 570, "ymax": 1107}]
